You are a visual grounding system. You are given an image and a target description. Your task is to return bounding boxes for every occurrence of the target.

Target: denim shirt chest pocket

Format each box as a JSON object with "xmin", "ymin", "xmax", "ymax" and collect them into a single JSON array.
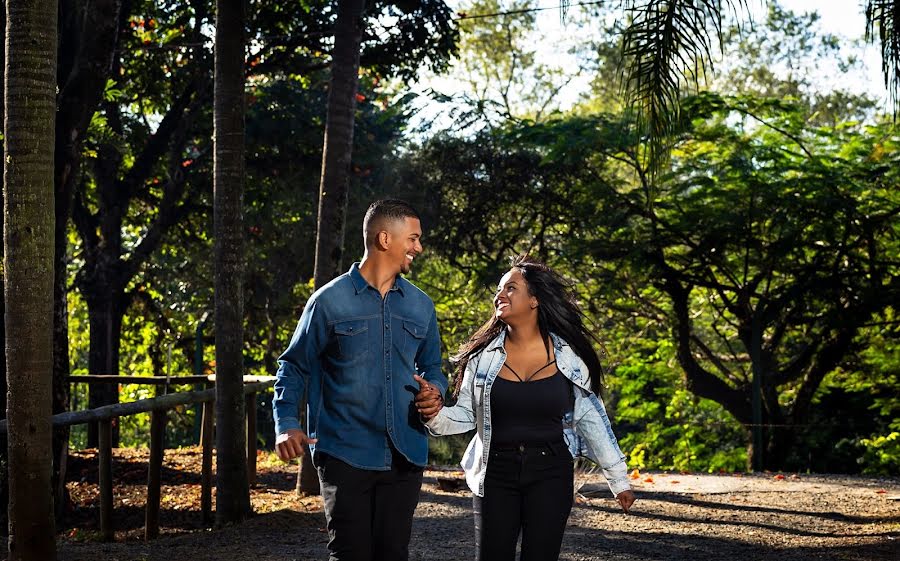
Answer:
[
  {"xmin": 400, "ymin": 319, "xmax": 426, "ymax": 357},
  {"xmin": 333, "ymin": 319, "xmax": 369, "ymax": 361}
]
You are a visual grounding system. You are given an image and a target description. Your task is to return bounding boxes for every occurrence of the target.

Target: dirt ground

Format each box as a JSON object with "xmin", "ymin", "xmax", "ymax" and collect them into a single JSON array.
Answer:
[{"xmin": 11, "ymin": 447, "xmax": 899, "ymax": 561}]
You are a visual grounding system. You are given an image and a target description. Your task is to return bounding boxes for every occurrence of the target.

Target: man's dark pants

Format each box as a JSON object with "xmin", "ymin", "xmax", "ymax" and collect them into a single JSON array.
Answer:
[{"xmin": 317, "ymin": 449, "xmax": 424, "ymax": 561}]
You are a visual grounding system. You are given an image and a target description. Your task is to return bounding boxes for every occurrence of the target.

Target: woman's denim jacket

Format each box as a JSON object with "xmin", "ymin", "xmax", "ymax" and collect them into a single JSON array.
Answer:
[{"xmin": 426, "ymin": 330, "xmax": 631, "ymax": 498}]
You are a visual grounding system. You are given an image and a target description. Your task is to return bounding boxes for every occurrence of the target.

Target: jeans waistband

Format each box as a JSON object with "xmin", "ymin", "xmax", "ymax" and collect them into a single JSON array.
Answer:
[{"xmin": 491, "ymin": 439, "xmax": 567, "ymax": 454}]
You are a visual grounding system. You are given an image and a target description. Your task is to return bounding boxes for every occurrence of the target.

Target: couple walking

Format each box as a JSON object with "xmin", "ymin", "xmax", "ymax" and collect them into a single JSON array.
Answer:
[{"xmin": 273, "ymin": 199, "xmax": 635, "ymax": 561}]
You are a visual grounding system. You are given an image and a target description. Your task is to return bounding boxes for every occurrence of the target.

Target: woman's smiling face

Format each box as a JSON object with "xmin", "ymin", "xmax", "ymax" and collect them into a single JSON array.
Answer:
[{"xmin": 494, "ymin": 268, "xmax": 536, "ymax": 323}]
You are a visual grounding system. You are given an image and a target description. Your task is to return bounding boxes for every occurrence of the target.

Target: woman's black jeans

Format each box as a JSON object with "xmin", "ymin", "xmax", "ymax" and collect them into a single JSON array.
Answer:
[{"xmin": 474, "ymin": 440, "xmax": 574, "ymax": 561}]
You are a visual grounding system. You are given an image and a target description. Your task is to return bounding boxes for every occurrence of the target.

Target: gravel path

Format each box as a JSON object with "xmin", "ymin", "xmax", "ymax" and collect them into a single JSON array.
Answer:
[{"xmin": 53, "ymin": 467, "xmax": 899, "ymax": 561}]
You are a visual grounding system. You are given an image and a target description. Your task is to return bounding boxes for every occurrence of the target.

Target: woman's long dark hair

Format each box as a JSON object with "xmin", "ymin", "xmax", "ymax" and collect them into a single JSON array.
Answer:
[{"xmin": 452, "ymin": 255, "xmax": 606, "ymax": 396}]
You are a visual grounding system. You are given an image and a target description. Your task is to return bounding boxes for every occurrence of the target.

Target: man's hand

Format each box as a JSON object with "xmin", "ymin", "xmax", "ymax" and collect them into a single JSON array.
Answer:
[
  {"xmin": 413, "ymin": 374, "xmax": 443, "ymax": 421},
  {"xmin": 616, "ymin": 489, "xmax": 636, "ymax": 513},
  {"xmin": 275, "ymin": 429, "xmax": 318, "ymax": 462}
]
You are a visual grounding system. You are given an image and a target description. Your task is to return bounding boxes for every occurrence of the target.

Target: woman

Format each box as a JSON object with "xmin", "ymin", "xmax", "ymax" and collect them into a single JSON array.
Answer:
[{"xmin": 416, "ymin": 255, "xmax": 635, "ymax": 561}]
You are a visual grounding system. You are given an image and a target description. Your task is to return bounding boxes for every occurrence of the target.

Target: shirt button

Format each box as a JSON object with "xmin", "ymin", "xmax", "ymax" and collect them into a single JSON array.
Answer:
[{"xmin": 385, "ymin": 323, "xmax": 390, "ymax": 329}]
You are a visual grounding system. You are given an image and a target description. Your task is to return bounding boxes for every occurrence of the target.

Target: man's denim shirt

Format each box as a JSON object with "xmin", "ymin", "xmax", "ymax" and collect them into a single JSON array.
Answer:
[{"xmin": 272, "ymin": 263, "xmax": 447, "ymax": 470}]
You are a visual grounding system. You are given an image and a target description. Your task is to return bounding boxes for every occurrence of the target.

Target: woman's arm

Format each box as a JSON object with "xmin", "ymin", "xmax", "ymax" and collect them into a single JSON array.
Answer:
[
  {"xmin": 425, "ymin": 359, "xmax": 479, "ymax": 436},
  {"xmin": 573, "ymin": 386, "xmax": 631, "ymax": 497}
]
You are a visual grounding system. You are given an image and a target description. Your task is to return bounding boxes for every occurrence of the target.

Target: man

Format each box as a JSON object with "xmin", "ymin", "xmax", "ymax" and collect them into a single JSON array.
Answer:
[{"xmin": 273, "ymin": 199, "xmax": 447, "ymax": 561}]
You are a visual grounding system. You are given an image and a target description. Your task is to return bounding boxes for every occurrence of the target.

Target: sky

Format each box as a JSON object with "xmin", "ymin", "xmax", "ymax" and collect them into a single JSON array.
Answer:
[
  {"xmin": 410, "ymin": 0, "xmax": 891, "ymax": 128},
  {"xmin": 529, "ymin": 0, "xmax": 886, "ymax": 96}
]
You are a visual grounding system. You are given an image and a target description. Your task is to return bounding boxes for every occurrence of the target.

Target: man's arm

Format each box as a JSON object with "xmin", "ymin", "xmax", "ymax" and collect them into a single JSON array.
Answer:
[
  {"xmin": 415, "ymin": 308, "xmax": 447, "ymax": 394},
  {"xmin": 272, "ymin": 298, "xmax": 326, "ymax": 460}
]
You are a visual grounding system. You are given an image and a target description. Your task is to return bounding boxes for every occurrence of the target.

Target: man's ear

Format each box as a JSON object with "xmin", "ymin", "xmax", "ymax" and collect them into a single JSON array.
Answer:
[{"xmin": 377, "ymin": 230, "xmax": 391, "ymax": 250}]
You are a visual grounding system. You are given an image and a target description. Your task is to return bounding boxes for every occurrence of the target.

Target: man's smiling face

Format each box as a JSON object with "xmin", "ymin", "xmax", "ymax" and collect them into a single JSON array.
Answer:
[{"xmin": 388, "ymin": 216, "xmax": 423, "ymax": 275}]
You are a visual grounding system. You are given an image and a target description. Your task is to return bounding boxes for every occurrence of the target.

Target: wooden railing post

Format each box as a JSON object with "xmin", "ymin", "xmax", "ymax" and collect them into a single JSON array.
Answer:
[
  {"xmin": 145, "ymin": 409, "xmax": 166, "ymax": 540},
  {"xmin": 0, "ymin": 377, "xmax": 276, "ymax": 534},
  {"xmin": 246, "ymin": 392, "xmax": 257, "ymax": 487},
  {"xmin": 98, "ymin": 418, "xmax": 114, "ymax": 541},
  {"xmin": 201, "ymin": 398, "xmax": 214, "ymax": 523}
]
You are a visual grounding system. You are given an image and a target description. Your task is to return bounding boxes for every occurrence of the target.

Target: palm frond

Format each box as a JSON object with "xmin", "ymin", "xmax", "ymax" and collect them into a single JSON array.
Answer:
[
  {"xmin": 621, "ymin": 0, "xmax": 748, "ymax": 170},
  {"xmin": 866, "ymin": 0, "xmax": 900, "ymax": 115}
]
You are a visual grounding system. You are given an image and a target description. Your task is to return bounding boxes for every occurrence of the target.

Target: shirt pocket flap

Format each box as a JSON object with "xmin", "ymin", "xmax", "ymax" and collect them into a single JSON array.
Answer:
[
  {"xmin": 334, "ymin": 319, "xmax": 368, "ymax": 336},
  {"xmin": 402, "ymin": 320, "xmax": 426, "ymax": 339}
]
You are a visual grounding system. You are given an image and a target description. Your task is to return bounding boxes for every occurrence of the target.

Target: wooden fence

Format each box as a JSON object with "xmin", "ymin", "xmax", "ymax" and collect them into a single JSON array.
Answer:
[{"xmin": 0, "ymin": 375, "xmax": 275, "ymax": 541}]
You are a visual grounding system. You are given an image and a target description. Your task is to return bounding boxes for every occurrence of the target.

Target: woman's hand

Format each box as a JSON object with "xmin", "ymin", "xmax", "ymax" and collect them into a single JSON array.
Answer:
[{"xmin": 616, "ymin": 490, "xmax": 636, "ymax": 513}]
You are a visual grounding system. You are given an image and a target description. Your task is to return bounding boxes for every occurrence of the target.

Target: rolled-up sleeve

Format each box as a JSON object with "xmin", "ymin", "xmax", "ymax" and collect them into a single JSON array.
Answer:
[
  {"xmin": 426, "ymin": 359, "xmax": 477, "ymax": 436},
  {"xmin": 273, "ymin": 298, "xmax": 326, "ymax": 436},
  {"xmin": 575, "ymin": 388, "xmax": 631, "ymax": 496}
]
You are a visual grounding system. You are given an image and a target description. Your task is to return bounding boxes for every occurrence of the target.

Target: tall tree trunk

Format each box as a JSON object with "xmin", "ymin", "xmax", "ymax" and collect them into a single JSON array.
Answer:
[
  {"xmin": 213, "ymin": 0, "xmax": 251, "ymax": 524},
  {"xmin": 312, "ymin": 0, "xmax": 365, "ymax": 288},
  {"xmin": 0, "ymin": 0, "xmax": 8, "ymax": 533},
  {"xmin": 84, "ymin": 289, "xmax": 125, "ymax": 447},
  {"xmin": 4, "ymin": 0, "xmax": 58, "ymax": 558},
  {"xmin": 70, "ymin": 14, "xmax": 207, "ymax": 448},
  {"xmin": 52, "ymin": 0, "xmax": 124, "ymax": 517},
  {"xmin": 298, "ymin": 0, "xmax": 366, "ymax": 496}
]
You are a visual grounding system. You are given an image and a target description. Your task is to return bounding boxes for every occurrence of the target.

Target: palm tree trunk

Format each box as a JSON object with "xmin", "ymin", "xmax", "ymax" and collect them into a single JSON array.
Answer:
[
  {"xmin": 298, "ymin": 0, "xmax": 366, "ymax": 496},
  {"xmin": 0, "ymin": 0, "xmax": 8, "ymax": 533},
  {"xmin": 213, "ymin": 0, "xmax": 251, "ymax": 524},
  {"xmin": 313, "ymin": 0, "xmax": 365, "ymax": 288},
  {"xmin": 3, "ymin": 0, "xmax": 58, "ymax": 558}
]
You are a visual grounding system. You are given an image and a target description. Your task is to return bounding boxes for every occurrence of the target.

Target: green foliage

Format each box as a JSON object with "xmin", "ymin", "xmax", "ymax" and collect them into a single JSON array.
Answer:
[
  {"xmin": 397, "ymin": 91, "xmax": 900, "ymax": 473},
  {"xmin": 419, "ymin": 0, "xmax": 605, "ymax": 129},
  {"xmin": 59, "ymin": 0, "xmax": 898, "ymax": 479},
  {"xmin": 860, "ymin": 432, "xmax": 900, "ymax": 475},
  {"xmin": 428, "ymin": 434, "xmax": 473, "ymax": 465},
  {"xmin": 609, "ymin": 334, "xmax": 747, "ymax": 473},
  {"xmin": 715, "ymin": 3, "xmax": 880, "ymax": 125},
  {"xmin": 63, "ymin": 0, "xmax": 459, "ymax": 449},
  {"xmin": 620, "ymin": 0, "xmax": 752, "ymax": 166},
  {"xmin": 823, "ymin": 307, "xmax": 900, "ymax": 475}
]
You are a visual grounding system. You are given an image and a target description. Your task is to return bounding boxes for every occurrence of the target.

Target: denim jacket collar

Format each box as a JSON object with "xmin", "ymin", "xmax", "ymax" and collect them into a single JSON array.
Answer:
[{"xmin": 484, "ymin": 327, "xmax": 571, "ymax": 350}]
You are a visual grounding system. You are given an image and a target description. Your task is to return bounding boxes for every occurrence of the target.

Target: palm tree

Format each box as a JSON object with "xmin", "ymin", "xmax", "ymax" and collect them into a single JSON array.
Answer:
[
  {"xmin": 865, "ymin": 0, "xmax": 899, "ymax": 109},
  {"xmin": 606, "ymin": 0, "xmax": 900, "ymax": 470},
  {"xmin": 298, "ymin": 0, "xmax": 367, "ymax": 495},
  {"xmin": 613, "ymin": 0, "xmax": 899, "ymax": 164},
  {"xmin": 213, "ymin": 0, "xmax": 252, "ymax": 524},
  {"xmin": 312, "ymin": 0, "xmax": 367, "ymax": 288},
  {"xmin": 3, "ymin": 0, "xmax": 58, "ymax": 558}
]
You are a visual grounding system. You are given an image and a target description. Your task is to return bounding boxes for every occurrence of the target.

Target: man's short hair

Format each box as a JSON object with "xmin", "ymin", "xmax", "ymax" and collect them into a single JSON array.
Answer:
[{"xmin": 363, "ymin": 199, "xmax": 420, "ymax": 247}]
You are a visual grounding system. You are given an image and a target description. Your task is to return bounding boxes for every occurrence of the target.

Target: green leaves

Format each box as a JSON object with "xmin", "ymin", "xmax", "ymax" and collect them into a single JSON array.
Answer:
[
  {"xmin": 398, "ymin": 86, "xmax": 900, "ymax": 472},
  {"xmin": 866, "ymin": 0, "xmax": 900, "ymax": 112},
  {"xmin": 621, "ymin": 0, "xmax": 749, "ymax": 167}
]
